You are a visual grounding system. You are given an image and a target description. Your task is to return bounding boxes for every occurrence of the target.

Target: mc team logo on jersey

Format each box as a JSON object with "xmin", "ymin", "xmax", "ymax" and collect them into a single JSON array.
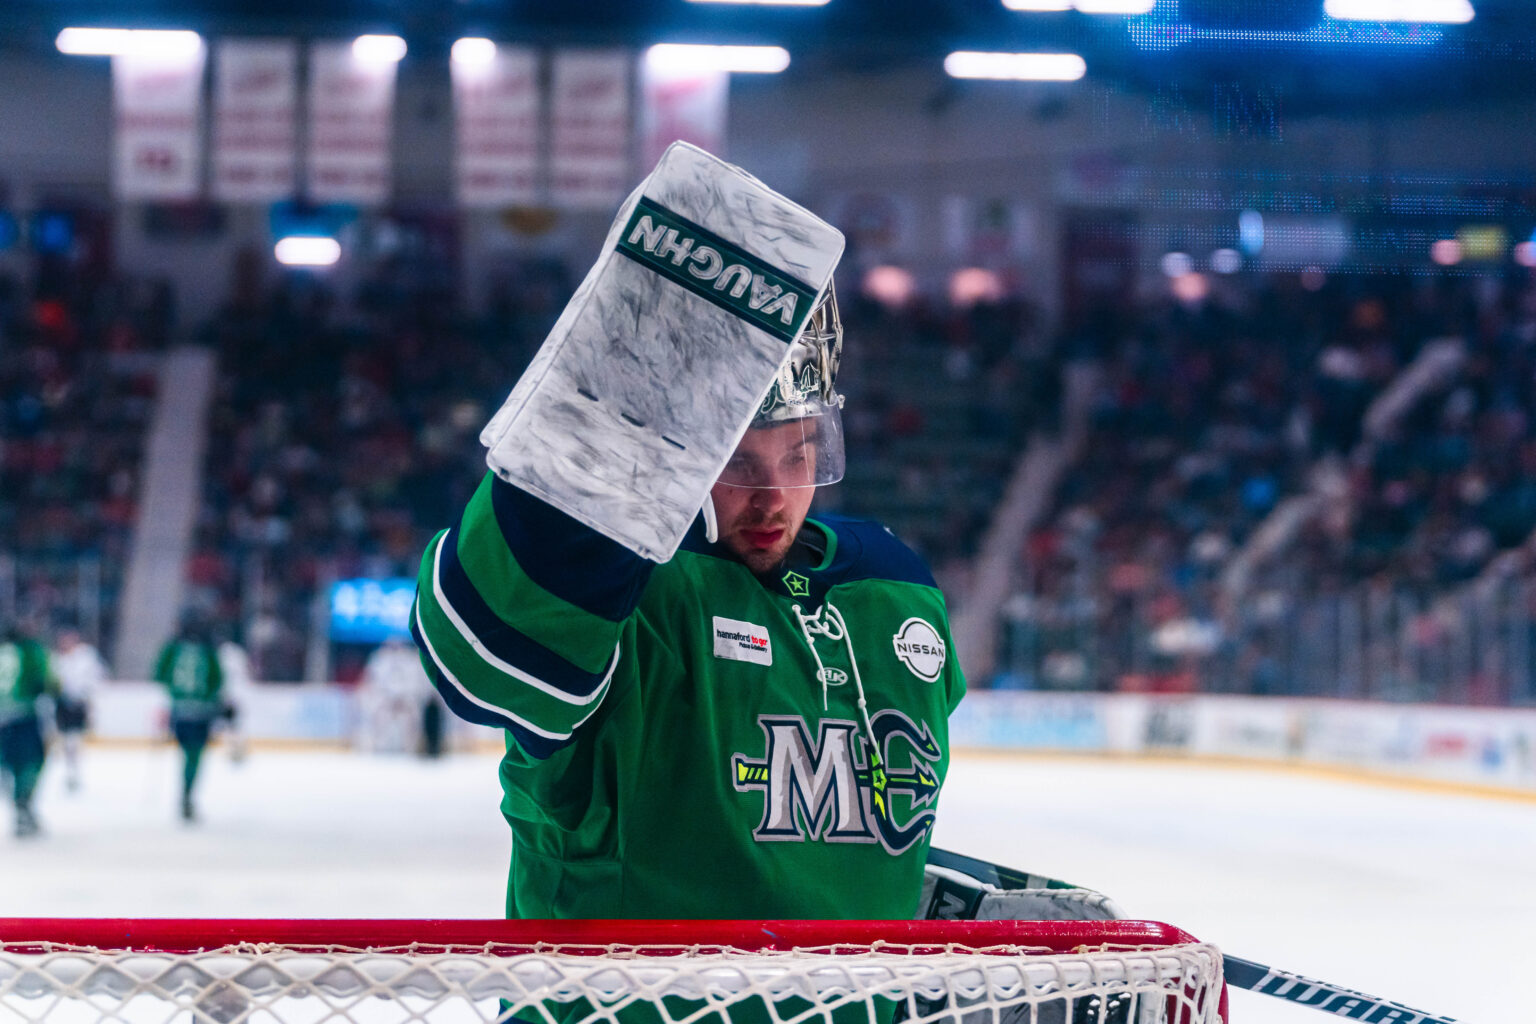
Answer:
[{"xmin": 730, "ymin": 710, "xmax": 943, "ymax": 855}]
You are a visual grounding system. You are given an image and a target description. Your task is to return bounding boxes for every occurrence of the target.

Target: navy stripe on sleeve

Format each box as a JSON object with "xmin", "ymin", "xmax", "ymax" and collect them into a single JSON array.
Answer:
[
  {"xmin": 410, "ymin": 612, "xmax": 567, "ymax": 760},
  {"xmin": 437, "ymin": 525, "xmax": 611, "ymax": 699},
  {"xmin": 814, "ymin": 514, "xmax": 939, "ymax": 589},
  {"xmin": 489, "ymin": 475, "xmax": 655, "ymax": 622}
]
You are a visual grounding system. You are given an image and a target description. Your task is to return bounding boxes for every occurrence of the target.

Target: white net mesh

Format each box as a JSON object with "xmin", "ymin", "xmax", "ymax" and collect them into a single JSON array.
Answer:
[{"xmin": 0, "ymin": 932, "xmax": 1223, "ymax": 1024}]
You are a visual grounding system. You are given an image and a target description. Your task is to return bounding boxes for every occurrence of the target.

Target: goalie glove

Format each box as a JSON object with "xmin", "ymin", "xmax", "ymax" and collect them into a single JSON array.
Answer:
[
  {"xmin": 919, "ymin": 864, "xmax": 1124, "ymax": 922},
  {"xmin": 481, "ymin": 142, "xmax": 845, "ymax": 562}
]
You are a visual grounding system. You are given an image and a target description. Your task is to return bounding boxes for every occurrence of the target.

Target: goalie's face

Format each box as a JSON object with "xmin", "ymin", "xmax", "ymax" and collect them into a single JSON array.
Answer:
[{"xmin": 711, "ymin": 421, "xmax": 820, "ymax": 574}]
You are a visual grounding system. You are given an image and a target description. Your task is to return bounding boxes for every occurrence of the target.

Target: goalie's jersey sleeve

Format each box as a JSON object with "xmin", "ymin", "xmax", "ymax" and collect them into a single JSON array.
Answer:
[
  {"xmin": 411, "ymin": 473, "xmax": 655, "ymax": 756},
  {"xmin": 413, "ymin": 472, "xmax": 965, "ymax": 920}
]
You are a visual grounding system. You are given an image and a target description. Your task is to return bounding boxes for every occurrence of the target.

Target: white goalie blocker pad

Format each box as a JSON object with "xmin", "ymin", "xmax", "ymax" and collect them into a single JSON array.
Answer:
[
  {"xmin": 919, "ymin": 864, "xmax": 1126, "ymax": 922},
  {"xmin": 482, "ymin": 142, "xmax": 845, "ymax": 562}
]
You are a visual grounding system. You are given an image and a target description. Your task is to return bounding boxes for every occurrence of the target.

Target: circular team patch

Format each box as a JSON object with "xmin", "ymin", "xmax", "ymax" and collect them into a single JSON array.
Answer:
[{"xmin": 892, "ymin": 617, "xmax": 946, "ymax": 682}]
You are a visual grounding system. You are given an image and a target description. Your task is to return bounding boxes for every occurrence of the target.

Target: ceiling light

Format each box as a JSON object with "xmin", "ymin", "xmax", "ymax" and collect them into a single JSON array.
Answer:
[
  {"xmin": 1210, "ymin": 248, "xmax": 1243, "ymax": 274},
  {"xmin": 451, "ymin": 38, "xmax": 497, "ymax": 68},
  {"xmin": 353, "ymin": 34, "xmax": 407, "ymax": 65},
  {"xmin": 863, "ymin": 266, "xmax": 917, "ymax": 308},
  {"xmin": 1456, "ymin": 225, "xmax": 1506, "ymax": 261},
  {"xmin": 949, "ymin": 268, "xmax": 1006, "ymax": 308},
  {"xmin": 644, "ymin": 44, "xmax": 791, "ymax": 74},
  {"xmin": 944, "ymin": 51, "xmax": 1086, "ymax": 81},
  {"xmin": 275, "ymin": 236, "xmax": 342, "ymax": 267},
  {"xmin": 1160, "ymin": 252, "xmax": 1193, "ymax": 278},
  {"xmin": 1430, "ymin": 239, "xmax": 1462, "ymax": 266},
  {"xmin": 1171, "ymin": 272, "xmax": 1209, "ymax": 304},
  {"xmin": 56, "ymin": 28, "xmax": 202, "ymax": 57},
  {"xmin": 1071, "ymin": 0, "xmax": 1155, "ymax": 12},
  {"xmin": 1324, "ymin": 0, "xmax": 1474, "ymax": 23},
  {"xmin": 1239, "ymin": 210, "xmax": 1264, "ymax": 254},
  {"xmin": 1003, "ymin": 0, "xmax": 1154, "ymax": 11}
]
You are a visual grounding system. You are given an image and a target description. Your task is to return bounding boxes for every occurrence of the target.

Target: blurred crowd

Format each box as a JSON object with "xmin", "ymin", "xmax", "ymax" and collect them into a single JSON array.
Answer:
[
  {"xmin": 182, "ymin": 256, "xmax": 1041, "ymax": 680},
  {"xmin": 1300, "ymin": 279, "xmax": 1536, "ymax": 587},
  {"xmin": 1002, "ymin": 270, "xmax": 1536, "ymax": 705},
  {"xmin": 827, "ymin": 290, "xmax": 1048, "ymax": 565},
  {"xmin": 0, "ymin": 261, "xmax": 171, "ymax": 651},
  {"xmin": 183, "ymin": 252, "xmax": 553, "ymax": 681},
  {"xmin": 6, "ymin": 238, "xmax": 1536, "ymax": 708}
]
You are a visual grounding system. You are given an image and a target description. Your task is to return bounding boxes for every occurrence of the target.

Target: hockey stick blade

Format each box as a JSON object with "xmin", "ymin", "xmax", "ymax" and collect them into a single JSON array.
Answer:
[
  {"xmin": 1222, "ymin": 956, "xmax": 1458, "ymax": 1024},
  {"xmin": 927, "ymin": 848, "xmax": 1460, "ymax": 1024}
]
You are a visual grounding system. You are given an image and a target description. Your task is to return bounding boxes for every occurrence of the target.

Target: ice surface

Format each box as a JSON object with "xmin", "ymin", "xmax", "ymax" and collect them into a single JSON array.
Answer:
[
  {"xmin": 1, "ymin": 746, "xmax": 510, "ymax": 919},
  {"xmin": 937, "ymin": 753, "xmax": 1536, "ymax": 1024},
  {"xmin": 4, "ymin": 746, "xmax": 1531, "ymax": 1024}
]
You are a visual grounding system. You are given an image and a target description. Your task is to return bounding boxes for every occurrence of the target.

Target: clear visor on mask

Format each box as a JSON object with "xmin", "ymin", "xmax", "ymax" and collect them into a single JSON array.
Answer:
[{"xmin": 715, "ymin": 404, "xmax": 846, "ymax": 490}]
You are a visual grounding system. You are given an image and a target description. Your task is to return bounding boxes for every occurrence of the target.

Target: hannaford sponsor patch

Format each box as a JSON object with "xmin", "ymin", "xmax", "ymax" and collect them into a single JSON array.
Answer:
[
  {"xmin": 713, "ymin": 615, "xmax": 773, "ymax": 666},
  {"xmin": 892, "ymin": 617, "xmax": 946, "ymax": 682}
]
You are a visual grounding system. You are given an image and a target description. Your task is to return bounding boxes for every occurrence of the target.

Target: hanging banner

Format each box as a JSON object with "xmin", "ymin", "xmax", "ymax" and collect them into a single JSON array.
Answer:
[
  {"xmin": 941, "ymin": 196, "xmax": 1040, "ymax": 263},
  {"xmin": 306, "ymin": 41, "xmax": 396, "ymax": 205},
  {"xmin": 212, "ymin": 39, "xmax": 298, "ymax": 203},
  {"xmin": 822, "ymin": 191, "xmax": 919, "ymax": 260},
  {"xmin": 638, "ymin": 62, "xmax": 728, "ymax": 171},
  {"xmin": 452, "ymin": 46, "xmax": 540, "ymax": 208},
  {"xmin": 112, "ymin": 45, "xmax": 207, "ymax": 201},
  {"xmin": 550, "ymin": 50, "xmax": 631, "ymax": 210}
]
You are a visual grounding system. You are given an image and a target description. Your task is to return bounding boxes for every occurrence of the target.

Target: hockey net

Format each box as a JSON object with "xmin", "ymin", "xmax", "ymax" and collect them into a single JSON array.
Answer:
[{"xmin": 0, "ymin": 919, "xmax": 1226, "ymax": 1024}]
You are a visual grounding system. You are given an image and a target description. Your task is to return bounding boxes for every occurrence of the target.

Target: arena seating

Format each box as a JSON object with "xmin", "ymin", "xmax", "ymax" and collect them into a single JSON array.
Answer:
[
  {"xmin": 1000, "ymin": 273, "xmax": 1536, "ymax": 704},
  {"xmin": 0, "ymin": 268, "xmax": 167, "ymax": 657},
  {"xmin": 8, "ymin": 251, "xmax": 1532, "ymax": 707}
]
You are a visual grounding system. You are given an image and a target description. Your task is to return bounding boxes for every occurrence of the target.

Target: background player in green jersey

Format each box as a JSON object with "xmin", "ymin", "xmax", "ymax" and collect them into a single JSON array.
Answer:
[
  {"xmin": 413, "ymin": 149, "xmax": 964, "ymax": 923},
  {"xmin": 0, "ymin": 619, "xmax": 57, "ymax": 838},
  {"xmin": 153, "ymin": 614, "xmax": 224, "ymax": 822}
]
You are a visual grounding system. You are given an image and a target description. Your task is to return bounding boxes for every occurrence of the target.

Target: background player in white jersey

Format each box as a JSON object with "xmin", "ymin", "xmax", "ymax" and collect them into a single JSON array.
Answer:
[
  {"xmin": 216, "ymin": 631, "xmax": 254, "ymax": 764},
  {"xmin": 50, "ymin": 627, "xmax": 107, "ymax": 792},
  {"xmin": 358, "ymin": 635, "xmax": 442, "ymax": 756}
]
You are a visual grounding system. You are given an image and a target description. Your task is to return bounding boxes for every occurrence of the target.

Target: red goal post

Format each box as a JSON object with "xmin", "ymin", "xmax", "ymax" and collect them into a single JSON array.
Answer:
[{"xmin": 0, "ymin": 918, "xmax": 1228, "ymax": 1024}]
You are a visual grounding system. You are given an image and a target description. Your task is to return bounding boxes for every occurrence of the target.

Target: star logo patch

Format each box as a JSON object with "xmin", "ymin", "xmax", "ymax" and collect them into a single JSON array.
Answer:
[{"xmin": 782, "ymin": 570, "xmax": 811, "ymax": 597}]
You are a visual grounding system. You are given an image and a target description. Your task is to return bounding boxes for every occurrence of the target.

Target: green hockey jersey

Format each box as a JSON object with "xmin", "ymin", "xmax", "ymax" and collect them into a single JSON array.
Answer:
[
  {"xmin": 413, "ymin": 473, "xmax": 965, "ymax": 920},
  {"xmin": 0, "ymin": 637, "xmax": 51, "ymax": 723},
  {"xmin": 153, "ymin": 640, "xmax": 224, "ymax": 719}
]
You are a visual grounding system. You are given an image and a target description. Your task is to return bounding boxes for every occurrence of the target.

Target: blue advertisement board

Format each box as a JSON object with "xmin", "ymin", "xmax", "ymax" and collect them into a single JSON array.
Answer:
[{"xmin": 329, "ymin": 578, "xmax": 415, "ymax": 644}]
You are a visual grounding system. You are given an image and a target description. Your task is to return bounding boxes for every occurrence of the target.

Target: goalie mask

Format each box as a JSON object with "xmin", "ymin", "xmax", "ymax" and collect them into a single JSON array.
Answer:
[{"xmin": 715, "ymin": 282, "xmax": 846, "ymax": 491}]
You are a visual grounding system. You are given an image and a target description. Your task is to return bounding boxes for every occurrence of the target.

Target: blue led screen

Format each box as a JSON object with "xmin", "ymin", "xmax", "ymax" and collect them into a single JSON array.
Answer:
[{"xmin": 329, "ymin": 578, "xmax": 416, "ymax": 644}]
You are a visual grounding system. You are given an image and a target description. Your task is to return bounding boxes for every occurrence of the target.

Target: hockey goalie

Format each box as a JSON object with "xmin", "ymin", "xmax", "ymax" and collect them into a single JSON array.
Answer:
[{"xmin": 411, "ymin": 141, "xmax": 968, "ymax": 922}]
